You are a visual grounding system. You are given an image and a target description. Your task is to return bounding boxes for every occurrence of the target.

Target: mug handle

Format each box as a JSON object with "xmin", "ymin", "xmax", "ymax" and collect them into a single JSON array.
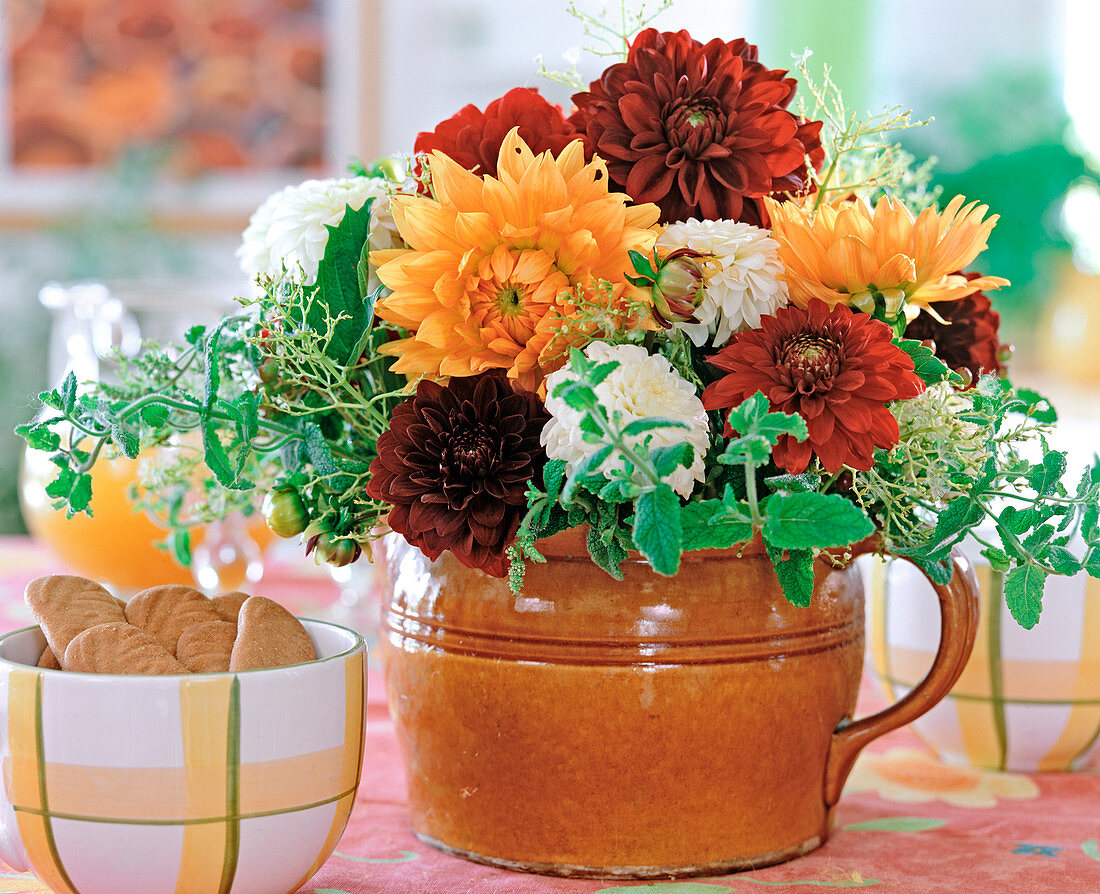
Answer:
[{"xmin": 823, "ymin": 547, "xmax": 981, "ymax": 806}]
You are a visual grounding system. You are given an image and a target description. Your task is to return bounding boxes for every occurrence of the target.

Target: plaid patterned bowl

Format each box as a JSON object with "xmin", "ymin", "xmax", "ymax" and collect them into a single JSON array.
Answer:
[
  {"xmin": 0, "ymin": 619, "xmax": 366, "ymax": 894},
  {"xmin": 867, "ymin": 556, "xmax": 1100, "ymax": 772}
]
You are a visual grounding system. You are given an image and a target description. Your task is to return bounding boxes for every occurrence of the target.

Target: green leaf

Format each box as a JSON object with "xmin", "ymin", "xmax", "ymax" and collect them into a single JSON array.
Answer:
[
  {"xmin": 1042, "ymin": 545, "xmax": 1081, "ymax": 576},
  {"xmin": 60, "ymin": 371, "xmax": 77, "ymax": 414},
  {"xmin": 842, "ymin": 816, "xmax": 946, "ymax": 833},
  {"xmin": 764, "ymin": 539, "xmax": 815, "ymax": 607},
  {"xmin": 1027, "ymin": 451, "xmax": 1066, "ymax": 497},
  {"xmin": 1083, "ymin": 549, "xmax": 1100, "ymax": 580},
  {"xmin": 39, "ymin": 387, "xmax": 63, "ymax": 412},
  {"xmin": 763, "ymin": 492, "xmax": 873, "ymax": 550},
  {"xmin": 312, "ymin": 200, "xmax": 376, "ymax": 365},
  {"xmin": 627, "ymin": 249, "xmax": 657, "ymax": 279},
  {"xmin": 140, "ymin": 404, "xmax": 170, "ymax": 429},
  {"xmin": 67, "ymin": 472, "xmax": 93, "ymax": 515},
  {"xmin": 765, "ymin": 472, "xmax": 817, "ymax": 494},
  {"xmin": 1004, "ymin": 564, "xmax": 1047, "ymax": 629},
  {"xmin": 301, "ymin": 420, "xmax": 339, "ymax": 477},
  {"xmin": 894, "ymin": 337, "xmax": 959, "ymax": 386},
  {"xmin": 1015, "ymin": 388, "xmax": 1058, "ymax": 423},
  {"xmin": 620, "ymin": 417, "xmax": 689, "ymax": 438},
  {"xmin": 184, "ymin": 325, "xmax": 206, "ymax": 346},
  {"xmin": 561, "ymin": 445, "xmax": 614, "ymax": 504},
  {"xmin": 999, "ymin": 505, "xmax": 1037, "ymax": 536},
  {"xmin": 586, "ymin": 518, "xmax": 628, "ymax": 580},
  {"xmin": 980, "ymin": 547, "xmax": 1011, "ymax": 573},
  {"xmin": 110, "ymin": 421, "xmax": 140, "ymax": 459},
  {"xmin": 724, "ymin": 391, "xmax": 808, "ymax": 445},
  {"xmin": 169, "ymin": 529, "xmax": 192, "ymax": 566},
  {"xmin": 680, "ymin": 500, "xmax": 752, "ymax": 551},
  {"xmin": 930, "ymin": 498, "xmax": 985, "ymax": 556},
  {"xmin": 586, "ymin": 360, "xmax": 620, "ymax": 387},
  {"xmin": 15, "ymin": 422, "xmax": 61, "ymax": 453},
  {"xmin": 632, "ymin": 484, "xmax": 683, "ymax": 576},
  {"xmin": 543, "ymin": 460, "xmax": 567, "ymax": 502},
  {"xmin": 651, "ymin": 442, "xmax": 694, "ymax": 479},
  {"xmin": 557, "ymin": 382, "xmax": 598, "ymax": 412},
  {"xmin": 719, "ymin": 434, "xmax": 772, "ymax": 466}
]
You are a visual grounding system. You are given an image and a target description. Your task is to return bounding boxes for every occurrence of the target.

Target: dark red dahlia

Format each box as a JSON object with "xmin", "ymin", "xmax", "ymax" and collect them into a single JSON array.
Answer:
[
  {"xmin": 365, "ymin": 372, "xmax": 549, "ymax": 577},
  {"xmin": 569, "ymin": 29, "xmax": 824, "ymax": 225},
  {"xmin": 414, "ymin": 87, "xmax": 579, "ymax": 179},
  {"xmin": 903, "ymin": 273, "xmax": 1007, "ymax": 386},
  {"xmin": 702, "ymin": 300, "xmax": 925, "ymax": 474}
]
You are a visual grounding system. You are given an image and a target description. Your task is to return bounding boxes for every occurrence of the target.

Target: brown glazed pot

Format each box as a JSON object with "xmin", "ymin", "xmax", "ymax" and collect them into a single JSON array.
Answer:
[{"xmin": 380, "ymin": 531, "xmax": 979, "ymax": 879}]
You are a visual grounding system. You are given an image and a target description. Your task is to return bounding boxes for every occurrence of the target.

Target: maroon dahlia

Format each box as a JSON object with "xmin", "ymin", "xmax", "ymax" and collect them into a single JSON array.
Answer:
[
  {"xmin": 702, "ymin": 300, "xmax": 925, "ymax": 474},
  {"xmin": 414, "ymin": 87, "xmax": 579, "ymax": 179},
  {"xmin": 366, "ymin": 372, "xmax": 549, "ymax": 577},
  {"xmin": 570, "ymin": 29, "xmax": 824, "ymax": 225},
  {"xmin": 903, "ymin": 272, "xmax": 1007, "ymax": 385}
]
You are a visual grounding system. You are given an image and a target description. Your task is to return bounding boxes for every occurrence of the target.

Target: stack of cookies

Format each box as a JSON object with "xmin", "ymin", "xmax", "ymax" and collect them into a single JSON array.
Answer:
[{"xmin": 25, "ymin": 575, "xmax": 316, "ymax": 674}]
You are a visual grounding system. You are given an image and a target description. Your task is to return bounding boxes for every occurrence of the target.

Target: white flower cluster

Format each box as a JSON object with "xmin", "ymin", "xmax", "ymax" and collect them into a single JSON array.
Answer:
[
  {"xmin": 237, "ymin": 177, "xmax": 403, "ymax": 292},
  {"xmin": 541, "ymin": 342, "xmax": 710, "ymax": 499},
  {"xmin": 658, "ymin": 218, "xmax": 787, "ymax": 347}
]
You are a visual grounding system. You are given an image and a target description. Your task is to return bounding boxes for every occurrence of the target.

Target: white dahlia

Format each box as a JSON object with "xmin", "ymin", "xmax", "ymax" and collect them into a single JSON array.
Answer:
[
  {"xmin": 237, "ymin": 177, "xmax": 403, "ymax": 292},
  {"xmin": 658, "ymin": 218, "xmax": 787, "ymax": 348},
  {"xmin": 541, "ymin": 342, "xmax": 709, "ymax": 499}
]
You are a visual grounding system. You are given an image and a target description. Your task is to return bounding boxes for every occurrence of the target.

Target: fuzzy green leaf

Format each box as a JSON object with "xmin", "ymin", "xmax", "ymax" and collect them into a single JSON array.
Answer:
[
  {"xmin": 1016, "ymin": 388, "xmax": 1058, "ymax": 423},
  {"xmin": 680, "ymin": 500, "xmax": 752, "ymax": 551},
  {"xmin": 651, "ymin": 442, "xmax": 694, "ymax": 479},
  {"xmin": 764, "ymin": 540, "xmax": 815, "ymax": 607},
  {"xmin": 763, "ymin": 492, "xmax": 873, "ymax": 550},
  {"xmin": 60, "ymin": 371, "xmax": 77, "ymax": 415},
  {"xmin": 1004, "ymin": 564, "xmax": 1047, "ymax": 629},
  {"xmin": 719, "ymin": 434, "xmax": 772, "ymax": 466},
  {"xmin": 1027, "ymin": 451, "xmax": 1066, "ymax": 497},
  {"xmin": 110, "ymin": 421, "xmax": 140, "ymax": 459},
  {"xmin": 894, "ymin": 338, "xmax": 960, "ymax": 386},
  {"xmin": 1084, "ymin": 550, "xmax": 1100, "ymax": 579},
  {"xmin": 184, "ymin": 325, "xmax": 206, "ymax": 346},
  {"xmin": 765, "ymin": 472, "xmax": 817, "ymax": 493},
  {"xmin": 632, "ymin": 484, "xmax": 682, "ymax": 576},
  {"xmin": 628, "ymin": 249, "xmax": 657, "ymax": 279},
  {"xmin": 1042, "ymin": 545, "xmax": 1081, "ymax": 576},
  {"xmin": 930, "ymin": 498, "xmax": 985, "ymax": 555},
  {"xmin": 313, "ymin": 200, "xmax": 375, "ymax": 365},
  {"xmin": 140, "ymin": 404, "xmax": 170, "ymax": 429},
  {"xmin": 981, "ymin": 546, "xmax": 1011, "ymax": 573},
  {"xmin": 725, "ymin": 392, "xmax": 808, "ymax": 445},
  {"xmin": 543, "ymin": 460, "xmax": 567, "ymax": 502},
  {"xmin": 620, "ymin": 417, "xmax": 689, "ymax": 438},
  {"xmin": 561, "ymin": 445, "xmax": 614, "ymax": 504},
  {"xmin": 586, "ymin": 360, "xmax": 620, "ymax": 387},
  {"xmin": 16, "ymin": 422, "xmax": 61, "ymax": 453}
]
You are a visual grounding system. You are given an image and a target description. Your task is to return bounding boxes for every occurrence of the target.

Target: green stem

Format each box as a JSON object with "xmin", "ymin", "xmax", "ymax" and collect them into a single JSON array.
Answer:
[{"xmin": 744, "ymin": 461, "xmax": 764, "ymax": 527}]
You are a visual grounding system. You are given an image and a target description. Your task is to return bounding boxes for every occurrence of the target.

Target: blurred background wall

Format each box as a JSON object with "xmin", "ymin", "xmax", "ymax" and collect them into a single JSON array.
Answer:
[{"xmin": 0, "ymin": 0, "xmax": 1097, "ymax": 534}]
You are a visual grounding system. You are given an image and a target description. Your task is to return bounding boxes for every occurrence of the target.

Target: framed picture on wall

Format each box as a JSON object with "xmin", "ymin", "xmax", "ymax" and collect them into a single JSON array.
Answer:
[{"xmin": 0, "ymin": 0, "xmax": 377, "ymax": 226}]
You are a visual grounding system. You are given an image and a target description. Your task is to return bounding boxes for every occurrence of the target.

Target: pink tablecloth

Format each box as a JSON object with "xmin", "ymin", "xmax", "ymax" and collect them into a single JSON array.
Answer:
[{"xmin": 0, "ymin": 536, "xmax": 1097, "ymax": 893}]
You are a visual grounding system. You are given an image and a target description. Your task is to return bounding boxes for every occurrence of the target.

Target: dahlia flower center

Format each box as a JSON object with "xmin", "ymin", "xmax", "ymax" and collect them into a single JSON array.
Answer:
[
  {"xmin": 497, "ymin": 286, "xmax": 525, "ymax": 317},
  {"xmin": 666, "ymin": 96, "xmax": 725, "ymax": 147},
  {"xmin": 444, "ymin": 426, "xmax": 496, "ymax": 478},
  {"xmin": 779, "ymin": 334, "xmax": 841, "ymax": 387}
]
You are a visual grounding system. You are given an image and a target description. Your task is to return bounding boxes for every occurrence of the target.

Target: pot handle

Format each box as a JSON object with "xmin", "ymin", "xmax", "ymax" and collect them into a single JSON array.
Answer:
[{"xmin": 823, "ymin": 548, "xmax": 981, "ymax": 806}]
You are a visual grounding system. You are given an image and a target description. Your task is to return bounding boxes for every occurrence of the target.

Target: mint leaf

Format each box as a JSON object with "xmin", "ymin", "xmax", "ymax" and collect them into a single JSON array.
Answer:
[
  {"xmin": 763, "ymin": 492, "xmax": 873, "ymax": 550},
  {"xmin": 184, "ymin": 325, "xmax": 206, "ymax": 346},
  {"xmin": 1042, "ymin": 545, "xmax": 1081, "ymax": 576},
  {"xmin": 1015, "ymin": 388, "xmax": 1057, "ymax": 424},
  {"xmin": 16, "ymin": 422, "xmax": 61, "ymax": 453},
  {"xmin": 724, "ymin": 391, "xmax": 807, "ymax": 445},
  {"xmin": 632, "ymin": 484, "xmax": 682, "ymax": 576},
  {"xmin": 313, "ymin": 200, "xmax": 375, "ymax": 365},
  {"xmin": 543, "ymin": 459, "xmax": 567, "ymax": 502},
  {"xmin": 981, "ymin": 546, "xmax": 1011, "ymax": 573},
  {"xmin": 1004, "ymin": 564, "xmax": 1047, "ymax": 629},
  {"xmin": 1027, "ymin": 451, "xmax": 1066, "ymax": 497},
  {"xmin": 894, "ymin": 338, "xmax": 959, "ymax": 386},
  {"xmin": 765, "ymin": 472, "xmax": 817, "ymax": 493},
  {"xmin": 680, "ymin": 500, "xmax": 752, "ymax": 551},
  {"xmin": 61, "ymin": 371, "xmax": 77, "ymax": 414},
  {"xmin": 620, "ymin": 418, "xmax": 688, "ymax": 438},
  {"xmin": 719, "ymin": 433, "xmax": 771, "ymax": 465},
  {"xmin": 764, "ymin": 539, "xmax": 815, "ymax": 607},
  {"xmin": 110, "ymin": 421, "xmax": 140, "ymax": 459},
  {"xmin": 651, "ymin": 442, "xmax": 693, "ymax": 479}
]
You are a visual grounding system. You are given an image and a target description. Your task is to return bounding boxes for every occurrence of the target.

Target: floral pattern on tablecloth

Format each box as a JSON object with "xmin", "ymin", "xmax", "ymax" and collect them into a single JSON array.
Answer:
[{"xmin": 846, "ymin": 746, "xmax": 1040, "ymax": 807}]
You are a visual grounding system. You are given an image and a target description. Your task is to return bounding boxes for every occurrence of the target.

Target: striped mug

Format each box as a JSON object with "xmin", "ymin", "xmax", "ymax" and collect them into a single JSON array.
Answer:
[
  {"xmin": 0, "ymin": 619, "xmax": 367, "ymax": 894},
  {"xmin": 867, "ymin": 556, "xmax": 1100, "ymax": 771}
]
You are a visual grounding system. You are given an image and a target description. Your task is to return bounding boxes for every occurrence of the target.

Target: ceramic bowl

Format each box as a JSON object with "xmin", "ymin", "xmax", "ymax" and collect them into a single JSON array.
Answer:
[{"xmin": 0, "ymin": 619, "xmax": 366, "ymax": 894}]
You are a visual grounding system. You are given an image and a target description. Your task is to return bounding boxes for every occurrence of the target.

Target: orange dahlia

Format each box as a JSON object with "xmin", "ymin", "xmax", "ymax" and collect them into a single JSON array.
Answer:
[
  {"xmin": 371, "ymin": 129, "xmax": 661, "ymax": 391},
  {"xmin": 763, "ymin": 194, "xmax": 1009, "ymax": 313}
]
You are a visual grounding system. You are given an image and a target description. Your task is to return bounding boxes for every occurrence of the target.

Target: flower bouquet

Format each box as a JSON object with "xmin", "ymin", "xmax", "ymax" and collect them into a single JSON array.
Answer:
[{"xmin": 20, "ymin": 1, "xmax": 1100, "ymax": 878}]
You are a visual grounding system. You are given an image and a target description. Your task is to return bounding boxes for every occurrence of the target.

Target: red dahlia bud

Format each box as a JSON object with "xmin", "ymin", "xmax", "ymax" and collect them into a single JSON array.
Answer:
[
  {"xmin": 257, "ymin": 356, "xmax": 280, "ymax": 386},
  {"xmin": 652, "ymin": 254, "xmax": 708, "ymax": 327},
  {"xmin": 314, "ymin": 532, "xmax": 362, "ymax": 568},
  {"xmin": 263, "ymin": 488, "xmax": 308, "ymax": 538}
]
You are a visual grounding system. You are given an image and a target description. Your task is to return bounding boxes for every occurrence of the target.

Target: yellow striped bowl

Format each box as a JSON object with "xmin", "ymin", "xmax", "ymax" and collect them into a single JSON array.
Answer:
[
  {"xmin": 867, "ymin": 556, "xmax": 1100, "ymax": 772},
  {"xmin": 0, "ymin": 619, "xmax": 367, "ymax": 894}
]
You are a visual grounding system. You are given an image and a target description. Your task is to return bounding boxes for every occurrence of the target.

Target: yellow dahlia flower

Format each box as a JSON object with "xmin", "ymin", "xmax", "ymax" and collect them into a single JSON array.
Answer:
[
  {"xmin": 371, "ymin": 128, "xmax": 661, "ymax": 391},
  {"xmin": 763, "ymin": 194, "xmax": 1009, "ymax": 312}
]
